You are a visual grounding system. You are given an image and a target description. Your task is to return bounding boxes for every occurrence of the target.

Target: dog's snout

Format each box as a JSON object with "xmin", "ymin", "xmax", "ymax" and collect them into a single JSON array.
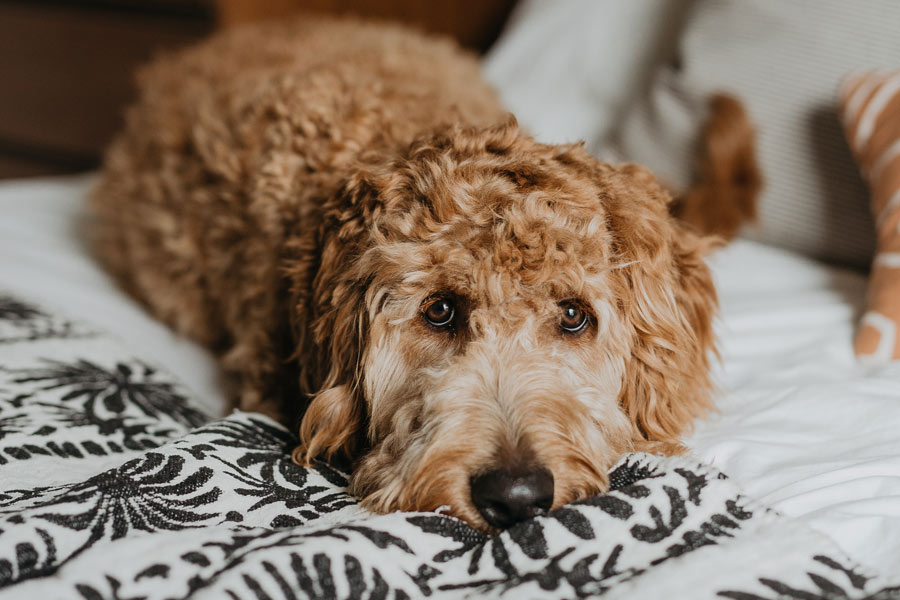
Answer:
[{"xmin": 470, "ymin": 467, "xmax": 554, "ymax": 529}]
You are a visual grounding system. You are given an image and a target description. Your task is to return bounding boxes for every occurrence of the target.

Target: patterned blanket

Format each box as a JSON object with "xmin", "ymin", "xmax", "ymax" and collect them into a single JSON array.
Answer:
[{"xmin": 1, "ymin": 291, "xmax": 897, "ymax": 599}]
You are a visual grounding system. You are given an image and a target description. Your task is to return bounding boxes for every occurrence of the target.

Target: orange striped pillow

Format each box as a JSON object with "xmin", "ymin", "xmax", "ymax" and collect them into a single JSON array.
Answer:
[{"xmin": 839, "ymin": 71, "xmax": 900, "ymax": 362}]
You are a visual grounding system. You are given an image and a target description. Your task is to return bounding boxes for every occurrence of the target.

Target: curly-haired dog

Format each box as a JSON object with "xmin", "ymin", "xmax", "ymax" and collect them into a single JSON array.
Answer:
[{"xmin": 91, "ymin": 17, "xmax": 717, "ymax": 530}]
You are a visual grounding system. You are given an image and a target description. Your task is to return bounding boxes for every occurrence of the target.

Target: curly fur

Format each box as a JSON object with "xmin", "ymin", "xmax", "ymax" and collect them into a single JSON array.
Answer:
[{"xmin": 91, "ymin": 16, "xmax": 717, "ymax": 529}]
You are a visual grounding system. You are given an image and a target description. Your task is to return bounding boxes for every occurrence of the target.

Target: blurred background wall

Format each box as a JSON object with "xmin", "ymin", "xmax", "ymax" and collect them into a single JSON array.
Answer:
[{"xmin": 0, "ymin": 0, "xmax": 517, "ymax": 179}]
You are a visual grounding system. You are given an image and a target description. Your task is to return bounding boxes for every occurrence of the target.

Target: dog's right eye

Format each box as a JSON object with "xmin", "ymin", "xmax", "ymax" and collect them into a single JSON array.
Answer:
[
  {"xmin": 422, "ymin": 297, "xmax": 456, "ymax": 328},
  {"xmin": 558, "ymin": 300, "xmax": 590, "ymax": 335}
]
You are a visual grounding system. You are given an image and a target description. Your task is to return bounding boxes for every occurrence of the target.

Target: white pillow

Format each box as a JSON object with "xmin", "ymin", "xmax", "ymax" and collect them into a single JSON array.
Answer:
[
  {"xmin": 610, "ymin": 0, "xmax": 900, "ymax": 270},
  {"xmin": 482, "ymin": 0, "xmax": 691, "ymax": 148}
]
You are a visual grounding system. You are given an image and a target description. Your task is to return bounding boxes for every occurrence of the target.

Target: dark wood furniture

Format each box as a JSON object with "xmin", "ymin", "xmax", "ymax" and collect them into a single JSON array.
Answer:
[{"xmin": 0, "ymin": 0, "xmax": 516, "ymax": 179}]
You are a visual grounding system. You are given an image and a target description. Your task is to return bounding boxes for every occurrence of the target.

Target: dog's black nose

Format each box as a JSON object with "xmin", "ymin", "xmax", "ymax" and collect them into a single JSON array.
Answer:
[{"xmin": 470, "ymin": 467, "xmax": 554, "ymax": 529}]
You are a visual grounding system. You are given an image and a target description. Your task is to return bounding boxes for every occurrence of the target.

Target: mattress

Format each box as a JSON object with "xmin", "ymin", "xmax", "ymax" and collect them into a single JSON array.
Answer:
[{"xmin": 1, "ymin": 175, "xmax": 898, "ymax": 578}]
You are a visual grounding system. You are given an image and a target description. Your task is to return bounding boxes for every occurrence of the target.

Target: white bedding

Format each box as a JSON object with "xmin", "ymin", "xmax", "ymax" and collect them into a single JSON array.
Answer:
[
  {"xmin": 691, "ymin": 241, "xmax": 900, "ymax": 575},
  {"xmin": 0, "ymin": 176, "xmax": 225, "ymax": 418},
  {"xmin": 1, "ymin": 176, "xmax": 898, "ymax": 576}
]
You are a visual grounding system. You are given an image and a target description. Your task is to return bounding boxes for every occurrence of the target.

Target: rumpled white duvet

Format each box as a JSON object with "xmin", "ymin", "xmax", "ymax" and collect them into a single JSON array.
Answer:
[{"xmin": 1, "ymin": 176, "xmax": 898, "ymax": 577}]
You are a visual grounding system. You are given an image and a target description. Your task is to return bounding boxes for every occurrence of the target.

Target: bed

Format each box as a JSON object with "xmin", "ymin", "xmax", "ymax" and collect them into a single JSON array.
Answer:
[
  {"xmin": 2, "ymin": 3, "xmax": 900, "ymax": 598},
  {"xmin": 1, "ymin": 175, "xmax": 898, "ymax": 598}
]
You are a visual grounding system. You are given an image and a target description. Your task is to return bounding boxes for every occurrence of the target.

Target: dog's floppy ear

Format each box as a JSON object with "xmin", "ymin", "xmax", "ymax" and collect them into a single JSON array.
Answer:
[
  {"xmin": 605, "ymin": 163, "xmax": 718, "ymax": 451},
  {"xmin": 293, "ymin": 383, "xmax": 362, "ymax": 466},
  {"xmin": 289, "ymin": 167, "xmax": 382, "ymax": 466}
]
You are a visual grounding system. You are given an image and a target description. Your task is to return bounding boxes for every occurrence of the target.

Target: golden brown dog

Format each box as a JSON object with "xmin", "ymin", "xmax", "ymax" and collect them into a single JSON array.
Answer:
[{"xmin": 91, "ymin": 16, "xmax": 718, "ymax": 530}]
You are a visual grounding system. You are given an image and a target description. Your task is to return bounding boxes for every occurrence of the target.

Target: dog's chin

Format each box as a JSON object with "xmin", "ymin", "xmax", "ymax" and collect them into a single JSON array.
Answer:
[
  {"xmin": 349, "ymin": 448, "xmax": 483, "ymax": 525},
  {"xmin": 354, "ymin": 477, "xmax": 493, "ymax": 532}
]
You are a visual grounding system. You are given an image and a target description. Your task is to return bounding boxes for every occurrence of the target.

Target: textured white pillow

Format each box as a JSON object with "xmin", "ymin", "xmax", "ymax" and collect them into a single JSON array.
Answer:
[
  {"xmin": 482, "ymin": 0, "xmax": 691, "ymax": 148},
  {"xmin": 611, "ymin": 0, "xmax": 900, "ymax": 269}
]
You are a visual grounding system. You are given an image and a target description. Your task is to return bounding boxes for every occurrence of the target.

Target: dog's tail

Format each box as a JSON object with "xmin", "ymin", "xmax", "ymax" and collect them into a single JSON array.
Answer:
[{"xmin": 672, "ymin": 93, "xmax": 763, "ymax": 240}]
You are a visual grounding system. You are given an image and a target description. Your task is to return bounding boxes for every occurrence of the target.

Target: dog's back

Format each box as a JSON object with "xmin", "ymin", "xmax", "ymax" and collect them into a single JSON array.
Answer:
[{"xmin": 90, "ymin": 17, "xmax": 506, "ymax": 417}]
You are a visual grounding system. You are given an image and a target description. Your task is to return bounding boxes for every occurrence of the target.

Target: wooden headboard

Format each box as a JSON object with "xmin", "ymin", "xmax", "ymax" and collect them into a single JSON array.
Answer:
[
  {"xmin": 0, "ymin": 0, "xmax": 517, "ymax": 179},
  {"xmin": 218, "ymin": 0, "xmax": 517, "ymax": 52}
]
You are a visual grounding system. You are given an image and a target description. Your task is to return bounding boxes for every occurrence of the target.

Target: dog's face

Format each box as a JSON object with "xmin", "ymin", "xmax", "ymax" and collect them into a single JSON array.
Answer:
[{"xmin": 291, "ymin": 120, "xmax": 716, "ymax": 530}]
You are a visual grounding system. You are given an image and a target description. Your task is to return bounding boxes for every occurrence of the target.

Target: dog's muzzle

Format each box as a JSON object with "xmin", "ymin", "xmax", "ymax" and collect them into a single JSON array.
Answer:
[{"xmin": 470, "ymin": 466, "xmax": 554, "ymax": 529}]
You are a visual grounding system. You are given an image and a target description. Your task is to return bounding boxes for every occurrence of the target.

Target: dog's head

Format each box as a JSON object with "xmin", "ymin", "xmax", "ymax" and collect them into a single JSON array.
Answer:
[{"xmin": 290, "ymin": 118, "xmax": 716, "ymax": 530}]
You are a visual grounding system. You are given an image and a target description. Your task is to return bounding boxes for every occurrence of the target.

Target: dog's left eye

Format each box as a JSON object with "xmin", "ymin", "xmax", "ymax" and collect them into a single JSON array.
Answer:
[
  {"xmin": 423, "ymin": 297, "xmax": 456, "ymax": 328},
  {"xmin": 559, "ymin": 301, "xmax": 589, "ymax": 334}
]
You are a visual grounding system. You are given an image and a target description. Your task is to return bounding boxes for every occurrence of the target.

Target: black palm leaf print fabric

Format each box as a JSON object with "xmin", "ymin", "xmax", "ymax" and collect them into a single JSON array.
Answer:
[
  {"xmin": 1, "ymin": 291, "xmax": 898, "ymax": 599},
  {"xmin": 0, "ymin": 294, "xmax": 95, "ymax": 344}
]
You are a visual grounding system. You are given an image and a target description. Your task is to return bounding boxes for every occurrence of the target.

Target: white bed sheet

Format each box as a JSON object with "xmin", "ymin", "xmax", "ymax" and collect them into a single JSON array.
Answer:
[
  {"xmin": 690, "ymin": 240, "xmax": 900, "ymax": 576},
  {"xmin": 1, "ymin": 176, "xmax": 898, "ymax": 576}
]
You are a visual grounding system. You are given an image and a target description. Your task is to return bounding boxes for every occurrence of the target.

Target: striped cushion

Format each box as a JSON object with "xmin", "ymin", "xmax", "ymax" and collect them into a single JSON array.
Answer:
[{"xmin": 840, "ymin": 71, "xmax": 900, "ymax": 361}]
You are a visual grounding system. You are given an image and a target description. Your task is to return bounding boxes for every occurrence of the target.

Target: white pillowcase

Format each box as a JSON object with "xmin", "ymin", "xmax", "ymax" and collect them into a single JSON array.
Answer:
[
  {"xmin": 610, "ymin": 0, "xmax": 900, "ymax": 270},
  {"xmin": 482, "ymin": 0, "xmax": 690, "ymax": 148}
]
